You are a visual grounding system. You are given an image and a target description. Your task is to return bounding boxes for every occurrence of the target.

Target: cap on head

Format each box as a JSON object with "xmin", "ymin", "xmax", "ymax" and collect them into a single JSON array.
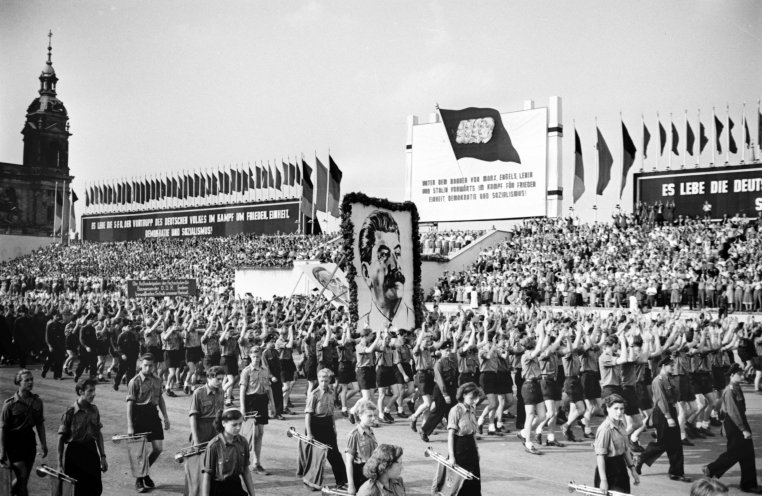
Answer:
[{"xmin": 658, "ymin": 355, "xmax": 674, "ymax": 368}]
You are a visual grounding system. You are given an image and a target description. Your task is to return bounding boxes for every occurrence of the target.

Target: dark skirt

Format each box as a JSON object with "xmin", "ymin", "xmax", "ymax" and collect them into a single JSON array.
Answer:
[
  {"xmin": 132, "ymin": 403, "xmax": 164, "ymax": 441},
  {"xmin": 594, "ymin": 454, "xmax": 630, "ymax": 494},
  {"xmin": 210, "ymin": 476, "xmax": 246, "ymax": 496},
  {"xmin": 454, "ymin": 434, "xmax": 481, "ymax": 496},
  {"xmin": 64, "ymin": 439, "xmax": 102, "ymax": 496}
]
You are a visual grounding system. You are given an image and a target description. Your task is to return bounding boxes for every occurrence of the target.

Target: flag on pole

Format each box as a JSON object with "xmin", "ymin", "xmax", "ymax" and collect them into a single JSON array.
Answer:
[
  {"xmin": 671, "ymin": 122, "xmax": 679, "ymax": 155},
  {"xmin": 301, "ymin": 159, "xmax": 313, "ymax": 219},
  {"xmin": 295, "ymin": 160, "xmax": 301, "ymax": 184},
  {"xmin": 281, "ymin": 161, "xmax": 289, "ymax": 187},
  {"xmin": 328, "ymin": 155, "xmax": 343, "ymax": 217},
  {"xmin": 596, "ymin": 127, "xmax": 614, "ymax": 195},
  {"xmin": 715, "ymin": 115, "xmax": 724, "ymax": 153},
  {"xmin": 438, "ymin": 107, "xmax": 521, "ymax": 163},
  {"xmin": 573, "ymin": 129, "xmax": 585, "ymax": 203},
  {"xmin": 643, "ymin": 123, "xmax": 651, "ymax": 159},
  {"xmin": 267, "ymin": 164, "xmax": 275, "ymax": 189},
  {"xmin": 728, "ymin": 117, "xmax": 738, "ymax": 154},
  {"xmin": 659, "ymin": 121, "xmax": 667, "ymax": 156},
  {"xmin": 758, "ymin": 107, "xmax": 762, "ymax": 151},
  {"xmin": 621, "ymin": 121, "xmax": 637, "ymax": 197},
  {"xmin": 686, "ymin": 121, "xmax": 695, "ymax": 156},
  {"xmin": 745, "ymin": 116, "xmax": 751, "ymax": 149},
  {"xmin": 275, "ymin": 166, "xmax": 282, "ymax": 190},
  {"xmin": 288, "ymin": 162, "xmax": 296, "ymax": 186},
  {"xmin": 69, "ymin": 190, "xmax": 78, "ymax": 234},
  {"xmin": 315, "ymin": 156, "xmax": 328, "ymax": 213},
  {"xmin": 700, "ymin": 122, "xmax": 709, "ymax": 153},
  {"xmin": 242, "ymin": 168, "xmax": 249, "ymax": 194},
  {"xmin": 54, "ymin": 182, "xmax": 63, "ymax": 235}
]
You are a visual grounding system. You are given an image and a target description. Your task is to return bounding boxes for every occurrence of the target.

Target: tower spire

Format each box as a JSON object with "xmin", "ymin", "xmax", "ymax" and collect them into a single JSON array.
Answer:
[{"xmin": 47, "ymin": 30, "xmax": 53, "ymax": 64}]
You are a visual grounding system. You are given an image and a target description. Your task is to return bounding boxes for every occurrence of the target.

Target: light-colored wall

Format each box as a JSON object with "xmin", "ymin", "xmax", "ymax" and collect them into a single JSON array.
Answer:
[{"xmin": 0, "ymin": 235, "xmax": 57, "ymax": 262}]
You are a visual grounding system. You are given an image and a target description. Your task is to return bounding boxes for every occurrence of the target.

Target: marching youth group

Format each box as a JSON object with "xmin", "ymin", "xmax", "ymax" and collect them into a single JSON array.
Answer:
[{"xmin": 1, "ymin": 290, "xmax": 762, "ymax": 496}]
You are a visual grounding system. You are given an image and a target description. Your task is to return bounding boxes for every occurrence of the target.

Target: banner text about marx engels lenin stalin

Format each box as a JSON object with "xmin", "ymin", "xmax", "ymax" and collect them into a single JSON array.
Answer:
[{"xmin": 82, "ymin": 201, "xmax": 299, "ymax": 242}]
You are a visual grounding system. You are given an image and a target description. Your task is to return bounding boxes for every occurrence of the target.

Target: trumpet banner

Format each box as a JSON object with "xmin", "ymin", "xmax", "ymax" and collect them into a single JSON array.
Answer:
[
  {"xmin": 183, "ymin": 453, "xmax": 204, "ymax": 496},
  {"xmin": 49, "ymin": 478, "xmax": 76, "ymax": 496},
  {"xmin": 296, "ymin": 439, "xmax": 327, "ymax": 490},
  {"xmin": 432, "ymin": 462, "xmax": 466, "ymax": 496},
  {"xmin": 126, "ymin": 437, "xmax": 150, "ymax": 478},
  {"xmin": 0, "ymin": 465, "xmax": 11, "ymax": 495}
]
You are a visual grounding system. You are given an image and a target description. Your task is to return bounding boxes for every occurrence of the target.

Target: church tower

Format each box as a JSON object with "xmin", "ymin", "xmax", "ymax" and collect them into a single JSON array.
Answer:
[{"xmin": 22, "ymin": 30, "xmax": 71, "ymax": 171}]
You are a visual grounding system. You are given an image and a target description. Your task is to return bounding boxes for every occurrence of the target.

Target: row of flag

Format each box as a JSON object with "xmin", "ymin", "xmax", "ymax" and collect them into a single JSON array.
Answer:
[
  {"xmin": 84, "ymin": 154, "xmax": 343, "ymax": 218},
  {"xmin": 573, "ymin": 104, "xmax": 762, "ymax": 202}
]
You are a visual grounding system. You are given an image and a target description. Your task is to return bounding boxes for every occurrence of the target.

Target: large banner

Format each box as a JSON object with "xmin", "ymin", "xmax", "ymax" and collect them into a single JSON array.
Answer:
[
  {"xmin": 127, "ymin": 279, "xmax": 197, "ymax": 298},
  {"xmin": 342, "ymin": 193, "xmax": 422, "ymax": 330},
  {"xmin": 297, "ymin": 263, "xmax": 350, "ymax": 307},
  {"xmin": 409, "ymin": 107, "xmax": 547, "ymax": 222},
  {"xmin": 82, "ymin": 201, "xmax": 299, "ymax": 242},
  {"xmin": 634, "ymin": 165, "xmax": 762, "ymax": 219}
]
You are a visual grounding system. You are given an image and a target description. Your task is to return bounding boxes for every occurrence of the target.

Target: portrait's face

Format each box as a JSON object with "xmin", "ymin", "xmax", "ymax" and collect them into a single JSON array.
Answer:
[{"xmin": 362, "ymin": 229, "xmax": 404, "ymax": 308}]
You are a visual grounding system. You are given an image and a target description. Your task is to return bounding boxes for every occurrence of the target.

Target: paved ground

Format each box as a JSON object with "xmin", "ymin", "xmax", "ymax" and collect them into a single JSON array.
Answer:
[{"xmin": 3, "ymin": 363, "xmax": 761, "ymax": 496}]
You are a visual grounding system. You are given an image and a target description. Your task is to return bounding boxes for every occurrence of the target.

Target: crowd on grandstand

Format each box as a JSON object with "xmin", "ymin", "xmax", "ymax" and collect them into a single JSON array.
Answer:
[{"xmin": 420, "ymin": 229, "xmax": 484, "ymax": 256}]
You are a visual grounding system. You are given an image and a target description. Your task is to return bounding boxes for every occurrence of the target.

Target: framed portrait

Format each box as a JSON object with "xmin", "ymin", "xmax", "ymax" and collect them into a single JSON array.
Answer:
[{"xmin": 341, "ymin": 192, "xmax": 423, "ymax": 331}]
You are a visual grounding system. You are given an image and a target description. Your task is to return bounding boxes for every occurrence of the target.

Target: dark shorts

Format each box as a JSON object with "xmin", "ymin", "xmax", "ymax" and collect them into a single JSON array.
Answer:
[
  {"xmin": 636, "ymin": 382, "xmax": 653, "ymax": 410},
  {"xmin": 357, "ymin": 366, "xmax": 376, "ymax": 390},
  {"xmin": 243, "ymin": 393, "xmax": 269, "ymax": 425},
  {"xmin": 145, "ymin": 346, "xmax": 163, "ymax": 364},
  {"xmin": 711, "ymin": 366, "xmax": 728, "ymax": 391},
  {"xmin": 337, "ymin": 362, "xmax": 356, "ymax": 384},
  {"xmin": 304, "ymin": 357, "xmax": 318, "ymax": 381},
  {"xmin": 480, "ymin": 371, "xmax": 499, "ymax": 395},
  {"xmin": 96, "ymin": 340, "xmax": 110, "ymax": 356},
  {"xmin": 376, "ymin": 365, "xmax": 396, "ymax": 388},
  {"xmin": 396, "ymin": 363, "xmax": 414, "ymax": 385},
  {"xmin": 185, "ymin": 346, "xmax": 203, "ymax": 364},
  {"xmin": 691, "ymin": 372, "xmax": 713, "ymax": 396},
  {"xmin": 203, "ymin": 353, "xmax": 220, "ymax": 369},
  {"xmin": 563, "ymin": 376, "xmax": 584, "ymax": 403},
  {"xmin": 541, "ymin": 376, "xmax": 562, "ymax": 401},
  {"xmin": 601, "ymin": 385, "xmax": 624, "ymax": 401},
  {"xmin": 458, "ymin": 372, "xmax": 478, "ymax": 386},
  {"xmin": 496, "ymin": 371, "xmax": 513, "ymax": 395},
  {"xmin": 674, "ymin": 375, "xmax": 694, "ymax": 402},
  {"xmin": 132, "ymin": 403, "xmax": 164, "ymax": 441},
  {"xmin": 164, "ymin": 349, "xmax": 184, "ymax": 368},
  {"xmin": 220, "ymin": 355, "xmax": 239, "ymax": 376},
  {"xmin": 581, "ymin": 371, "xmax": 602, "ymax": 400},
  {"xmin": 280, "ymin": 359, "xmax": 296, "ymax": 382},
  {"xmin": 521, "ymin": 379, "xmax": 543, "ymax": 405},
  {"xmin": 621, "ymin": 386, "xmax": 640, "ymax": 415},
  {"xmin": 751, "ymin": 356, "xmax": 762, "ymax": 371},
  {"xmin": 4, "ymin": 428, "xmax": 36, "ymax": 466},
  {"xmin": 415, "ymin": 369, "xmax": 435, "ymax": 395}
]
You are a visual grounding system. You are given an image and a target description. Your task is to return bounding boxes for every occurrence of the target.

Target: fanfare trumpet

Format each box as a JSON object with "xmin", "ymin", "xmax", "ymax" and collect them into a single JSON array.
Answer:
[
  {"xmin": 112, "ymin": 432, "xmax": 150, "ymax": 444},
  {"xmin": 36, "ymin": 464, "xmax": 77, "ymax": 484},
  {"xmin": 568, "ymin": 480, "xmax": 631, "ymax": 496},
  {"xmin": 286, "ymin": 426, "xmax": 331, "ymax": 450},
  {"xmin": 424, "ymin": 447, "xmax": 479, "ymax": 480},
  {"xmin": 321, "ymin": 486, "xmax": 351, "ymax": 496},
  {"xmin": 174, "ymin": 442, "xmax": 209, "ymax": 463}
]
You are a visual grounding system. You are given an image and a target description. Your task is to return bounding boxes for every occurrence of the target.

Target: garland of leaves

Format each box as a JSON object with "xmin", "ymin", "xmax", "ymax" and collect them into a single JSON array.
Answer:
[{"xmin": 340, "ymin": 192, "xmax": 423, "ymax": 329}]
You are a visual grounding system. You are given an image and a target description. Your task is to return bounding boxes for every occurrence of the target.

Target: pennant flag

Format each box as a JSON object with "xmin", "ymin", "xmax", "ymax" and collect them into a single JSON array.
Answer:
[
  {"xmin": 439, "ymin": 107, "xmax": 521, "ymax": 163},
  {"xmin": 268, "ymin": 164, "xmax": 275, "ymax": 188},
  {"xmin": 328, "ymin": 155, "xmax": 343, "ymax": 217},
  {"xmin": 700, "ymin": 122, "xmax": 709, "ymax": 153},
  {"xmin": 715, "ymin": 115, "xmax": 724, "ymax": 153},
  {"xmin": 643, "ymin": 123, "xmax": 651, "ymax": 159},
  {"xmin": 275, "ymin": 166, "xmax": 282, "ymax": 190},
  {"xmin": 621, "ymin": 122, "xmax": 637, "ymax": 197},
  {"xmin": 315, "ymin": 157, "xmax": 328, "ymax": 213},
  {"xmin": 659, "ymin": 121, "xmax": 667, "ymax": 156},
  {"xmin": 745, "ymin": 118, "xmax": 751, "ymax": 148},
  {"xmin": 573, "ymin": 130, "xmax": 585, "ymax": 203},
  {"xmin": 596, "ymin": 127, "xmax": 614, "ymax": 195},
  {"xmin": 671, "ymin": 122, "xmax": 679, "ymax": 155},
  {"xmin": 288, "ymin": 162, "xmax": 296, "ymax": 186},
  {"xmin": 729, "ymin": 117, "xmax": 737, "ymax": 154},
  {"xmin": 686, "ymin": 121, "xmax": 695, "ymax": 156},
  {"xmin": 301, "ymin": 159, "xmax": 314, "ymax": 218}
]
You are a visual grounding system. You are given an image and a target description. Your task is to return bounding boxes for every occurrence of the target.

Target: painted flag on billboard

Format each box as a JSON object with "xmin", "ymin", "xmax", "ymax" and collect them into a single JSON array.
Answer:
[
  {"xmin": 301, "ymin": 159, "xmax": 313, "ymax": 218},
  {"xmin": 715, "ymin": 116, "xmax": 724, "ymax": 153},
  {"xmin": 686, "ymin": 121, "xmax": 695, "ymax": 156},
  {"xmin": 315, "ymin": 157, "xmax": 328, "ymax": 213},
  {"xmin": 328, "ymin": 155, "xmax": 343, "ymax": 217},
  {"xmin": 671, "ymin": 122, "xmax": 679, "ymax": 156},
  {"xmin": 659, "ymin": 121, "xmax": 667, "ymax": 156},
  {"xmin": 621, "ymin": 122, "xmax": 636, "ymax": 197},
  {"xmin": 573, "ymin": 129, "xmax": 585, "ymax": 203},
  {"xmin": 643, "ymin": 123, "xmax": 651, "ymax": 159},
  {"xmin": 596, "ymin": 127, "xmax": 613, "ymax": 195},
  {"xmin": 439, "ymin": 107, "xmax": 521, "ymax": 163},
  {"xmin": 729, "ymin": 117, "xmax": 737, "ymax": 154}
]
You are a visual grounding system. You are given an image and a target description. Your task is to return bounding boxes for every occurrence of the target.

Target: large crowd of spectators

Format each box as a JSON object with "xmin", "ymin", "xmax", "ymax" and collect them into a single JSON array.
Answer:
[
  {"xmin": 430, "ymin": 217, "xmax": 762, "ymax": 312},
  {"xmin": 420, "ymin": 229, "xmax": 484, "ymax": 256}
]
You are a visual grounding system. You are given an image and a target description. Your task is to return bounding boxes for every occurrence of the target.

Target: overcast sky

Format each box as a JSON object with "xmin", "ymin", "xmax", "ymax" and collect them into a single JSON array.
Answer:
[{"xmin": 1, "ymin": 1, "xmax": 760, "ymax": 223}]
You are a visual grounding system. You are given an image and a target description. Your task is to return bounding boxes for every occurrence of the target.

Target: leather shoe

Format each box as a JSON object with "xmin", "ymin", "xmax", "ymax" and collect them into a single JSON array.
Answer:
[
  {"xmin": 419, "ymin": 430, "xmax": 429, "ymax": 443},
  {"xmin": 740, "ymin": 487, "xmax": 762, "ymax": 494},
  {"xmin": 669, "ymin": 475, "xmax": 692, "ymax": 482},
  {"xmin": 681, "ymin": 438, "xmax": 694, "ymax": 446}
]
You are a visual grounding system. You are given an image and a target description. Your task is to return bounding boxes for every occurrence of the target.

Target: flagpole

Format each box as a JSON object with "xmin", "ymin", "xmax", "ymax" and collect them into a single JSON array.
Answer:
[
  {"xmin": 594, "ymin": 116, "xmax": 599, "ymax": 224},
  {"xmin": 696, "ymin": 109, "xmax": 701, "ymax": 168},
  {"xmin": 640, "ymin": 114, "xmax": 645, "ymax": 172},
  {"xmin": 69, "ymin": 188, "xmax": 74, "ymax": 242},
  {"xmin": 711, "ymin": 107, "xmax": 716, "ymax": 167},
  {"xmin": 668, "ymin": 112, "xmax": 673, "ymax": 171},
  {"xmin": 741, "ymin": 102, "xmax": 746, "ymax": 164},
  {"xmin": 60, "ymin": 181, "xmax": 66, "ymax": 244},
  {"xmin": 53, "ymin": 180, "xmax": 59, "ymax": 237},
  {"xmin": 682, "ymin": 109, "xmax": 687, "ymax": 169},
  {"xmin": 726, "ymin": 104, "xmax": 730, "ymax": 165},
  {"xmin": 655, "ymin": 112, "xmax": 660, "ymax": 172}
]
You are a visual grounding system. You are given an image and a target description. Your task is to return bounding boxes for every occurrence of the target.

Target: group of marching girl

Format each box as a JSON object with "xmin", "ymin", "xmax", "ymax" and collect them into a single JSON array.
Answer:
[{"xmin": 2, "ymin": 296, "xmax": 762, "ymax": 495}]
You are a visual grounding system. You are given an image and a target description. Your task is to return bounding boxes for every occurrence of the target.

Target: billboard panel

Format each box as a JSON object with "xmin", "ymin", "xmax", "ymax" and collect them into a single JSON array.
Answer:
[
  {"xmin": 410, "ymin": 107, "xmax": 547, "ymax": 222},
  {"xmin": 634, "ymin": 165, "xmax": 762, "ymax": 219},
  {"xmin": 82, "ymin": 201, "xmax": 299, "ymax": 242},
  {"xmin": 127, "ymin": 279, "xmax": 198, "ymax": 298}
]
